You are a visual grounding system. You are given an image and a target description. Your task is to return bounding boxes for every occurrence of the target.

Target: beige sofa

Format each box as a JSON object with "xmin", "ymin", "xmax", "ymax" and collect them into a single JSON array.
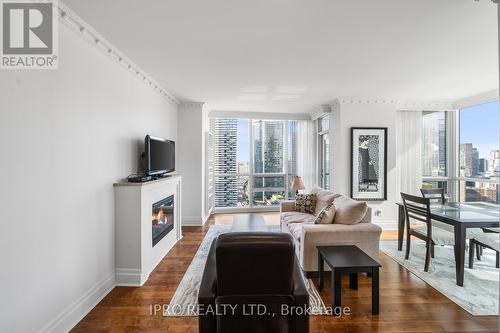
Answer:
[{"xmin": 280, "ymin": 189, "xmax": 382, "ymax": 272}]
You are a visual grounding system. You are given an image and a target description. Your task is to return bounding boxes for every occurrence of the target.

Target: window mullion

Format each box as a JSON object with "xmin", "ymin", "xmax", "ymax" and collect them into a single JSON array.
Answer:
[{"xmin": 248, "ymin": 120, "xmax": 254, "ymax": 208}]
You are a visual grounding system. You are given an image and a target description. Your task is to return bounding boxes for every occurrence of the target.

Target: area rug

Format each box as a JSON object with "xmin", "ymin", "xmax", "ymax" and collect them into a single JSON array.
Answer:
[
  {"xmin": 380, "ymin": 240, "xmax": 499, "ymax": 315},
  {"xmin": 165, "ymin": 224, "xmax": 327, "ymax": 316}
]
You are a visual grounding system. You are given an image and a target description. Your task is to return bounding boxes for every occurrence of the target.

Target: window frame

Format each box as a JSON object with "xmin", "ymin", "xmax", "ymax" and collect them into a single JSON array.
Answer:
[
  {"xmin": 421, "ymin": 100, "xmax": 499, "ymax": 204},
  {"xmin": 456, "ymin": 101, "xmax": 499, "ymax": 203},
  {"xmin": 421, "ymin": 110, "xmax": 452, "ymax": 198},
  {"xmin": 318, "ymin": 115, "xmax": 330, "ymax": 190},
  {"xmin": 213, "ymin": 118, "xmax": 298, "ymax": 211}
]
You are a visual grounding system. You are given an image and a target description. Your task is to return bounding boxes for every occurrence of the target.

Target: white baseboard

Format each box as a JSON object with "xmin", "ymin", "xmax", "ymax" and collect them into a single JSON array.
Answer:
[
  {"xmin": 39, "ymin": 270, "xmax": 115, "ymax": 333},
  {"xmin": 115, "ymin": 268, "xmax": 147, "ymax": 286},
  {"xmin": 182, "ymin": 216, "xmax": 202, "ymax": 226},
  {"xmin": 373, "ymin": 219, "xmax": 398, "ymax": 230}
]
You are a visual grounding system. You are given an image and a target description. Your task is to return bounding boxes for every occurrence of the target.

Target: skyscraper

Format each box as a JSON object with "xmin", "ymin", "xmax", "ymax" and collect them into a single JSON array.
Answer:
[
  {"xmin": 422, "ymin": 111, "xmax": 446, "ymax": 176},
  {"xmin": 214, "ymin": 119, "xmax": 237, "ymax": 207},
  {"xmin": 460, "ymin": 143, "xmax": 473, "ymax": 177},
  {"xmin": 263, "ymin": 121, "xmax": 284, "ymax": 174}
]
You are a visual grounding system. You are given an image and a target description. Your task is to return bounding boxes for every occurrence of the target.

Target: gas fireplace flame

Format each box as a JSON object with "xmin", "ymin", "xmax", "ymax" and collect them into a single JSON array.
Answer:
[{"xmin": 152, "ymin": 209, "xmax": 167, "ymax": 225}]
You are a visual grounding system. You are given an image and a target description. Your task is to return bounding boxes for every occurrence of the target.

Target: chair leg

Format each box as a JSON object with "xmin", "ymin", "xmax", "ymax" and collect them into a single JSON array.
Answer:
[
  {"xmin": 424, "ymin": 240, "xmax": 431, "ymax": 272},
  {"xmin": 430, "ymin": 243, "xmax": 435, "ymax": 259},
  {"xmin": 496, "ymin": 252, "xmax": 499, "ymax": 269},
  {"xmin": 468, "ymin": 241, "xmax": 475, "ymax": 269},
  {"xmin": 476, "ymin": 244, "xmax": 481, "ymax": 261},
  {"xmin": 405, "ymin": 233, "xmax": 411, "ymax": 260},
  {"xmin": 479, "ymin": 245, "xmax": 483, "ymax": 256}
]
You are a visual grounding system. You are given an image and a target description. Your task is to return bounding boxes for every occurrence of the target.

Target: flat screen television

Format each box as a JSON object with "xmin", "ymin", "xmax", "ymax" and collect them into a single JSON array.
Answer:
[{"xmin": 145, "ymin": 135, "xmax": 175, "ymax": 176}]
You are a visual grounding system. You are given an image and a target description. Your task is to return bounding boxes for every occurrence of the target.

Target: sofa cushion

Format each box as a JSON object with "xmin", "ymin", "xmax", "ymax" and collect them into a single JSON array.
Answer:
[
  {"xmin": 333, "ymin": 195, "xmax": 368, "ymax": 225},
  {"xmin": 294, "ymin": 193, "xmax": 317, "ymax": 214},
  {"xmin": 281, "ymin": 211, "xmax": 316, "ymax": 227},
  {"xmin": 311, "ymin": 186, "xmax": 340, "ymax": 215},
  {"xmin": 314, "ymin": 202, "xmax": 336, "ymax": 224},
  {"xmin": 288, "ymin": 220, "xmax": 314, "ymax": 241}
]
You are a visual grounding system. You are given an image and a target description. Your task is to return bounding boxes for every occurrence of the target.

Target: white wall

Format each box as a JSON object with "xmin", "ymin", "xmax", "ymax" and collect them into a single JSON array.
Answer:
[
  {"xmin": 0, "ymin": 23, "xmax": 178, "ymax": 332},
  {"xmin": 177, "ymin": 103, "xmax": 209, "ymax": 226},
  {"xmin": 329, "ymin": 101, "xmax": 398, "ymax": 229}
]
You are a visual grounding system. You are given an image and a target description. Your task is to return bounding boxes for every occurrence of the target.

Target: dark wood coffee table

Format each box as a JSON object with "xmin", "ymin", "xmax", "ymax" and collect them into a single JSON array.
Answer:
[{"xmin": 317, "ymin": 245, "xmax": 381, "ymax": 315}]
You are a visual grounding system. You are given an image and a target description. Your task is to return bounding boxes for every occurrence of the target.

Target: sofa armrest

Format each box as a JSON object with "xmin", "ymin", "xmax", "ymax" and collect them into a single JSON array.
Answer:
[
  {"xmin": 300, "ymin": 223, "xmax": 382, "ymax": 271},
  {"xmin": 198, "ymin": 239, "xmax": 217, "ymax": 333},
  {"xmin": 280, "ymin": 200, "xmax": 295, "ymax": 213}
]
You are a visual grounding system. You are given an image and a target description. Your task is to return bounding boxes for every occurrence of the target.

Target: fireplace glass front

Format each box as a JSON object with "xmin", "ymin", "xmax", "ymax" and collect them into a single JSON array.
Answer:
[{"xmin": 151, "ymin": 195, "xmax": 174, "ymax": 247}]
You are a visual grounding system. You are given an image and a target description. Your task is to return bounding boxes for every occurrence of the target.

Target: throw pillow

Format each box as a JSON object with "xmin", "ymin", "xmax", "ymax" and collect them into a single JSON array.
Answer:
[
  {"xmin": 333, "ymin": 195, "xmax": 368, "ymax": 225},
  {"xmin": 294, "ymin": 193, "xmax": 317, "ymax": 214},
  {"xmin": 314, "ymin": 202, "xmax": 336, "ymax": 224},
  {"xmin": 311, "ymin": 186, "xmax": 341, "ymax": 215}
]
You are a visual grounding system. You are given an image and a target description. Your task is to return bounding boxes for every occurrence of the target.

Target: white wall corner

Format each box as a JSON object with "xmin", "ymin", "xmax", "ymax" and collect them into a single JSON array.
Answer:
[
  {"xmin": 310, "ymin": 102, "xmax": 335, "ymax": 120},
  {"xmin": 179, "ymin": 101, "xmax": 206, "ymax": 110},
  {"xmin": 115, "ymin": 268, "xmax": 146, "ymax": 287},
  {"xmin": 183, "ymin": 216, "xmax": 203, "ymax": 226}
]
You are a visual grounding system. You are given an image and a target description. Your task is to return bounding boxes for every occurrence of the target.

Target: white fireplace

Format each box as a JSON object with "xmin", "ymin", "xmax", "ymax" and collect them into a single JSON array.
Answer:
[{"xmin": 114, "ymin": 175, "xmax": 182, "ymax": 286}]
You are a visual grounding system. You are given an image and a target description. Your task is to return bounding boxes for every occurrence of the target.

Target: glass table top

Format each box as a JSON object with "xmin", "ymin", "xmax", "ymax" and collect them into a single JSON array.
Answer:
[{"xmin": 429, "ymin": 202, "xmax": 499, "ymax": 223}]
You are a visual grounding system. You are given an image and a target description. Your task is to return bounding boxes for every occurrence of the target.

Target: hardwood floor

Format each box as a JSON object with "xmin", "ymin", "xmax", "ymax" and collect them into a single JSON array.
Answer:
[{"xmin": 72, "ymin": 213, "xmax": 498, "ymax": 333}]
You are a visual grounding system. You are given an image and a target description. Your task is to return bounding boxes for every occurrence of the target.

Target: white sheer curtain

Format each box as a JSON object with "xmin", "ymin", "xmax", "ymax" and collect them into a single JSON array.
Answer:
[
  {"xmin": 297, "ymin": 120, "xmax": 317, "ymax": 192},
  {"xmin": 396, "ymin": 111, "xmax": 423, "ymax": 196}
]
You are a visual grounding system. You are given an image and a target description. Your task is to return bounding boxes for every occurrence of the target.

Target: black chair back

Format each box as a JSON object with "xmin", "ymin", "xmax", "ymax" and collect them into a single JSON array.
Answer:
[
  {"xmin": 401, "ymin": 192, "xmax": 432, "ymax": 238},
  {"xmin": 215, "ymin": 232, "xmax": 295, "ymax": 296},
  {"xmin": 420, "ymin": 188, "xmax": 446, "ymax": 204}
]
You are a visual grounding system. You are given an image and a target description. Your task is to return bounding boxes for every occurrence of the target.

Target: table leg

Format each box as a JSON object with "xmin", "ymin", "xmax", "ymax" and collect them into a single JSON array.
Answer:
[
  {"xmin": 331, "ymin": 268, "xmax": 341, "ymax": 310},
  {"xmin": 349, "ymin": 273, "xmax": 358, "ymax": 290},
  {"xmin": 398, "ymin": 205, "xmax": 405, "ymax": 251},
  {"xmin": 453, "ymin": 225, "xmax": 466, "ymax": 287},
  {"xmin": 371, "ymin": 267, "xmax": 379, "ymax": 315},
  {"xmin": 318, "ymin": 253, "xmax": 324, "ymax": 291}
]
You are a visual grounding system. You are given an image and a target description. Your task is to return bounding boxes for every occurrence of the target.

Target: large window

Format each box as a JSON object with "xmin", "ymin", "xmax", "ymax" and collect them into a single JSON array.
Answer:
[
  {"xmin": 459, "ymin": 101, "xmax": 499, "ymax": 204},
  {"xmin": 421, "ymin": 111, "xmax": 448, "ymax": 192},
  {"xmin": 213, "ymin": 118, "xmax": 298, "ymax": 208}
]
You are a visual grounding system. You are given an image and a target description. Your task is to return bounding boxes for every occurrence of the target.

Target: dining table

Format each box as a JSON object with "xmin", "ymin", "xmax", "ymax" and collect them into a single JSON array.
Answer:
[{"xmin": 396, "ymin": 201, "xmax": 499, "ymax": 286}]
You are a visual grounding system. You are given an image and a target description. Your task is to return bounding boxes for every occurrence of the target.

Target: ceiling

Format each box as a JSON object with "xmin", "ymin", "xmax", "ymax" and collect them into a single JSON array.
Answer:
[{"xmin": 63, "ymin": 0, "xmax": 499, "ymax": 113}]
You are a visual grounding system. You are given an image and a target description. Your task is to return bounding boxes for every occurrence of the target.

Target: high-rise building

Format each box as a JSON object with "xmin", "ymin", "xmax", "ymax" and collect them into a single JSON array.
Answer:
[
  {"xmin": 487, "ymin": 150, "xmax": 500, "ymax": 177},
  {"xmin": 263, "ymin": 121, "xmax": 284, "ymax": 174},
  {"xmin": 460, "ymin": 143, "xmax": 473, "ymax": 177},
  {"xmin": 253, "ymin": 120, "xmax": 284, "ymax": 174},
  {"xmin": 214, "ymin": 119, "xmax": 237, "ymax": 207},
  {"xmin": 477, "ymin": 158, "xmax": 488, "ymax": 176},
  {"xmin": 422, "ymin": 111, "xmax": 446, "ymax": 176},
  {"xmin": 288, "ymin": 121, "xmax": 298, "ymax": 176}
]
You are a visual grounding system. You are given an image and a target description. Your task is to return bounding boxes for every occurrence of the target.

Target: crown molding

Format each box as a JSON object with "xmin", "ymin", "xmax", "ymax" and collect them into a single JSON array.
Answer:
[
  {"xmin": 454, "ymin": 89, "xmax": 499, "ymax": 109},
  {"xmin": 179, "ymin": 102, "xmax": 206, "ymax": 109},
  {"xmin": 395, "ymin": 100, "xmax": 456, "ymax": 111},
  {"xmin": 56, "ymin": 1, "xmax": 179, "ymax": 104},
  {"xmin": 209, "ymin": 110, "xmax": 311, "ymax": 121},
  {"xmin": 309, "ymin": 90, "xmax": 500, "ymax": 116}
]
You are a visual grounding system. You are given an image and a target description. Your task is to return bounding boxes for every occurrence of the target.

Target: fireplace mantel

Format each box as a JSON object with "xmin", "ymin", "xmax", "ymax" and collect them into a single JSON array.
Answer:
[{"xmin": 113, "ymin": 175, "xmax": 182, "ymax": 286}]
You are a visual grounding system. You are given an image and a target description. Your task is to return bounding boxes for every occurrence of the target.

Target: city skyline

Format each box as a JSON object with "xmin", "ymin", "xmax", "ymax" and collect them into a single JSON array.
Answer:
[{"xmin": 460, "ymin": 101, "xmax": 499, "ymax": 160}]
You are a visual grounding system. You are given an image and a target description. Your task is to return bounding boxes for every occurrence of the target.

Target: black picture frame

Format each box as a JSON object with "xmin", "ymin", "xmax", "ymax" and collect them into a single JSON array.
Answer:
[{"xmin": 350, "ymin": 127, "xmax": 388, "ymax": 201}]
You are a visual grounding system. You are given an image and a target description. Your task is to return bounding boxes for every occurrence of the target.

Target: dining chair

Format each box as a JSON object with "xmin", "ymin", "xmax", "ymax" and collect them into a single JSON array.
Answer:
[
  {"xmin": 401, "ymin": 192, "xmax": 455, "ymax": 272},
  {"xmin": 420, "ymin": 188, "xmax": 446, "ymax": 204},
  {"xmin": 420, "ymin": 188, "xmax": 454, "ymax": 240},
  {"xmin": 420, "ymin": 188, "xmax": 481, "ymax": 250},
  {"xmin": 469, "ymin": 228, "xmax": 499, "ymax": 269}
]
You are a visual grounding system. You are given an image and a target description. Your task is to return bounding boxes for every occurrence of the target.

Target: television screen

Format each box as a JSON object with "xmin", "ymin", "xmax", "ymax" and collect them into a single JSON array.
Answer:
[{"xmin": 145, "ymin": 135, "xmax": 175, "ymax": 176}]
